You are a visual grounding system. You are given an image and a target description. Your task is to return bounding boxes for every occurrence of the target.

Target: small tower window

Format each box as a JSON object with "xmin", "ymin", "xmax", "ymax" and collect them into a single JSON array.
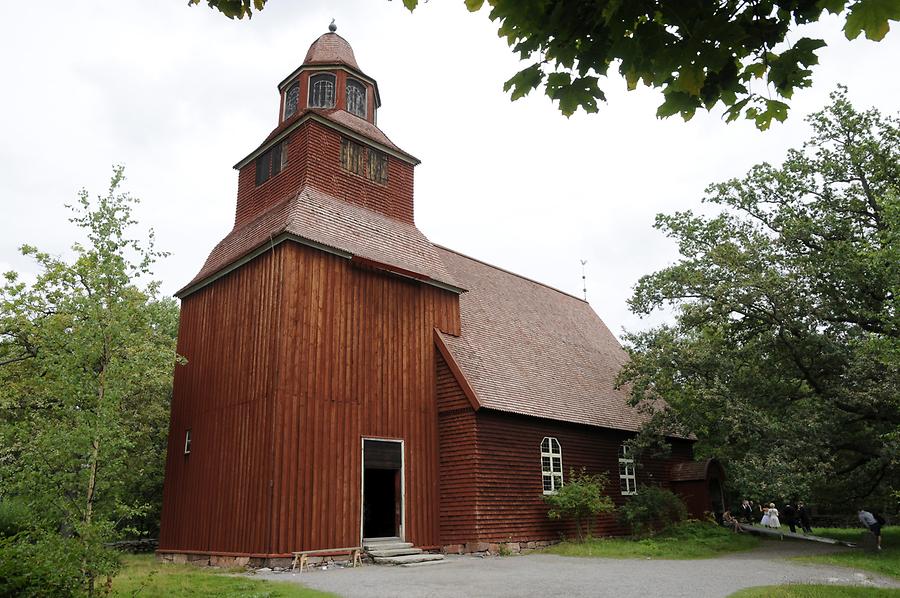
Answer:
[
  {"xmin": 541, "ymin": 437, "xmax": 563, "ymax": 494},
  {"xmin": 346, "ymin": 79, "xmax": 366, "ymax": 118},
  {"xmin": 255, "ymin": 139, "xmax": 289, "ymax": 186},
  {"xmin": 340, "ymin": 139, "xmax": 365, "ymax": 176},
  {"xmin": 367, "ymin": 149, "xmax": 388, "ymax": 184},
  {"xmin": 184, "ymin": 430, "xmax": 192, "ymax": 455},
  {"xmin": 284, "ymin": 82, "xmax": 300, "ymax": 119},
  {"xmin": 309, "ymin": 73, "xmax": 335, "ymax": 109}
]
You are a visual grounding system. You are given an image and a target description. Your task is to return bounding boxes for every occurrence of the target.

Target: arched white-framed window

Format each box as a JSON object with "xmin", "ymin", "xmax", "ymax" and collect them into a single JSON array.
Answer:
[
  {"xmin": 345, "ymin": 78, "xmax": 366, "ymax": 118},
  {"xmin": 619, "ymin": 444, "xmax": 637, "ymax": 495},
  {"xmin": 541, "ymin": 437, "xmax": 563, "ymax": 494},
  {"xmin": 309, "ymin": 73, "xmax": 336, "ymax": 108},
  {"xmin": 284, "ymin": 82, "xmax": 300, "ymax": 119}
]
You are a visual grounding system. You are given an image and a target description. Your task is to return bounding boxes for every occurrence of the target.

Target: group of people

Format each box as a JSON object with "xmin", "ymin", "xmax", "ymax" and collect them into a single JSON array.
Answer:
[
  {"xmin": 722, "ymin": 499, "xmax": 813, "ymax": 534},
  {"xmin": 722, "ymin": 500, "xmax": 887, "ymax": 550}
]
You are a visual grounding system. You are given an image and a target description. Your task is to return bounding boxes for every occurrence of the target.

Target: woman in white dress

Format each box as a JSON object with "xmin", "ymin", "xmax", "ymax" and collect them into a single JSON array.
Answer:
[{"xmin": 766, "ymin": 503, "xmax": 781, "ymax": 528}]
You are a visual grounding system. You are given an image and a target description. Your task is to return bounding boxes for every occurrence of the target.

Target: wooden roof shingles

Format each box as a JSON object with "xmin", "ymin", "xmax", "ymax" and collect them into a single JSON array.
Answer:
[
  {"xmin": 178, "ymin": 186, "xmax": 460, "ymax": 296},
  {"xmin": 303, "ymin": 32, "xmax": 360, "ymax": 70},
  {"xmin": 435, "ymin": 246, "xmax": 649, "ymax": 433}
]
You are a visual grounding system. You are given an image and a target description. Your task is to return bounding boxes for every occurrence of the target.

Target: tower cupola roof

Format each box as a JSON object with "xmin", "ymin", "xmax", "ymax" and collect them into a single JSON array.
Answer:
[{"xmin": 303, "ymin": 32, "xmax": 360, "ymax": 70}]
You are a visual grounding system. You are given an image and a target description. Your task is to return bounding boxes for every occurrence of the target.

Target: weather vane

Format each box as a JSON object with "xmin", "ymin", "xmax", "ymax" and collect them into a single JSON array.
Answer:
[{"xmin": 329, "ymin": 18, "xmax": 337, "ymax": 32}]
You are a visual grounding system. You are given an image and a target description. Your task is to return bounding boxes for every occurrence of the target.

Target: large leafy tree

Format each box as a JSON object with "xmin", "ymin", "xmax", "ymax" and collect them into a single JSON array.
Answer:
[
  {"xmin": 195, "ymin": 0, "xmax": 898, "ymax": 128},
  {"xmin": 619, "ymin": 87, "xmax": 899, "ymax": 508},
  {"xmin": 0, "ymin": 167, "xmax": 179, "ymax": 595}
]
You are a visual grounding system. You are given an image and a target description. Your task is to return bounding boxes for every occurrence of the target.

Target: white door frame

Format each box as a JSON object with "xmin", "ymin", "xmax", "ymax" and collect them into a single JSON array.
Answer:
[{"xmin": 360, "ymin": 437, "xmax": 405, "ymax": 542}]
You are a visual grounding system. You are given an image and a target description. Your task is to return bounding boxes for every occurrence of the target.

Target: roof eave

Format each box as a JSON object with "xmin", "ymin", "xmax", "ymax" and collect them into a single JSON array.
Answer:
[
  {"xmin": 232, "ymin": 112, "xmax": 419, "ymax": 170},
  {"xmin": 433, "ymin": 330, "xmax": 483, "ymax": 411},
  {"xmin": 177, "ymin": 232, "xmax": 462, "ymax": 299},
  {"xmin": 278, "ymin": 63, "xmax": 382, "ymax": 107}
]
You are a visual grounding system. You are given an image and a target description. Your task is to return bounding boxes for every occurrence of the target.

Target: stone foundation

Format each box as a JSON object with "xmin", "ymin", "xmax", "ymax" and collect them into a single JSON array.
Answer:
[
  {"xmin": 441, "ymin": 539, "xmax": 554, "ymax": 556},
  {"xmin": 156, "ymin": 552, "xmax": 354, "ymax": 570}
]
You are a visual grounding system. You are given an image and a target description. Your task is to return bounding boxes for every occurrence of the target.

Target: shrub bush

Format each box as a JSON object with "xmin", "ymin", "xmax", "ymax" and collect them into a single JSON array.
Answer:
[
  {"xmin": 0, "ymin": 531, "xmax": 121, "ymax": 597},
  {"xmin": 0, "ymin": 532, "xmax": 84, "ymax": 597},
  {"xmin": 619, "ymin": 486, "xmax": 688, "ymax": 536},
  {"xmin": 544, "ymin": 469, "xmax": 615, "ymax": 541}
]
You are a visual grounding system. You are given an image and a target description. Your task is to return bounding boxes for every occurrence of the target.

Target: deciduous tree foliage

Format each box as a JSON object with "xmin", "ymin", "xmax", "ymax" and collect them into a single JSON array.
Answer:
[
  {"xmin": 189, "ymin": 0, "xmax": 264, "ymax": 20},
  {"xmin": 0, "ymin": 167, "xmax": 180, "ymax": 595},
  {"xmin": 197, "ymin": 0, "xmax": 898, "ymax": 128},
  {"xmin": 619, "ymin": 88, "xmax": 899, "ymax": 508}
]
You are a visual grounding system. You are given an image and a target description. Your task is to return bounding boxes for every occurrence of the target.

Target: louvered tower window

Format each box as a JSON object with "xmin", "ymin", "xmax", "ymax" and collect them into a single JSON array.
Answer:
[
  {"xmin": 346, "ymin": 79, "xmax": 366, "ymax": 118},
  {"xmin": 367, "ymin": 149, "xmax": 388, "ymax": 184},
  {"xmin": 309, "ymin": 73, "xmax": 336, "ymax": 108},
  {"xmin": 255, "ymin": 139, "xmax": 289, "ymax": 186},
  {"xmin": 340, "ymin": 139, "xmax": 365, "ymax": 176},
  {"xmin": 541, "ymin": 437, "xmax": 563, "ymax": 494},
  {"xmin": 284, "ymin": 82, "xmax": 300, "ymax": 119}
]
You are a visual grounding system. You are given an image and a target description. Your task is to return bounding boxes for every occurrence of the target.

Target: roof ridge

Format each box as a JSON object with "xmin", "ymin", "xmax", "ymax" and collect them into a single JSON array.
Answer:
[{"xmin": 433, "ymin": 244, "xmax": 587, "ymax": 303}]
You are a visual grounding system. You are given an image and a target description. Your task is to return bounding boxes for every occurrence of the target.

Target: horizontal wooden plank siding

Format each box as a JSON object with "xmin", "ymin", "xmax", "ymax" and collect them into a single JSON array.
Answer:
[
  {"xmin": 436, "ymin": 352, "xmax": 479, "ymax": 544},
  {"xmin": 472, "ymin": 410, "xmax": 694, "ymax": 542}
]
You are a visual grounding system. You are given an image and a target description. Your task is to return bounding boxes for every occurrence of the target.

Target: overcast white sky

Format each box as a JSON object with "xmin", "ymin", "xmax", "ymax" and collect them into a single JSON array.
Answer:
[{"xmin": 1, "ymin": 2, "xmax": 898, "ymax": 337}]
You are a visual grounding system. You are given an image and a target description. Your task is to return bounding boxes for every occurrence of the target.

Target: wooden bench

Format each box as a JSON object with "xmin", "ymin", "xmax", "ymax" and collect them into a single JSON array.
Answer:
[{"xmin": 291, "ymin": 547, "xmax": 362, "ymax": 573}]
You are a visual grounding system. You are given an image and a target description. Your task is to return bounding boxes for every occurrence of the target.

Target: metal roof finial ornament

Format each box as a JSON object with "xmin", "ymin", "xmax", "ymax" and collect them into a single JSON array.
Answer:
[{"xmin": 329, "ymin": 18, "xmax": 337, "ymax": 33}]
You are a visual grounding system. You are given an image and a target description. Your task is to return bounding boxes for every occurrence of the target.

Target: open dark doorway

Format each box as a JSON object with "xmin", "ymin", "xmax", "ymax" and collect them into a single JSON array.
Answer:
[{"xmin": 362, "ymin": 440, "xmax": 403, "ymax": 539}]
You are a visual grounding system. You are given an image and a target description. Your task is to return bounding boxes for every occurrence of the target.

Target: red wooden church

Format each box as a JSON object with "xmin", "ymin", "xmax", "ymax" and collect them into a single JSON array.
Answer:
[{"xmin": 158, "ymin": 28, "xmax": 723, "ymax": 563}]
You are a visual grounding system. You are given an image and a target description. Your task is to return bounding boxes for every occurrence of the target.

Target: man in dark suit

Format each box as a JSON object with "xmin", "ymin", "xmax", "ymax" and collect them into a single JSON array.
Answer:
[
  {"xmin": 798, "ymin": 501, "xmax": 813, "ymax": 534},
  {"xmin": 739, "ymin": 499, "xmax": 754, "ymax": 525},
  {"xmin": 783, "ymin": 503, "xmax": 798, "ymax": 533}
]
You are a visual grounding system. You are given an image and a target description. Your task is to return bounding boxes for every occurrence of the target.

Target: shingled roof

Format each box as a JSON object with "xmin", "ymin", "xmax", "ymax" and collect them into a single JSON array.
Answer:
[
  {"xmin": 177, "ymin": 186, "xmax": 461, "ymax": 297},
  {"xmin": 304, "ymin": 32, "xmax": 360, "ymax": 70},
  {"xmin": 435, "ymin": 247, "xmax": 648, "ymax": 432},
  {"xmin": 237, "ymin": 109, "xmax": 416, "ymax": 171}
]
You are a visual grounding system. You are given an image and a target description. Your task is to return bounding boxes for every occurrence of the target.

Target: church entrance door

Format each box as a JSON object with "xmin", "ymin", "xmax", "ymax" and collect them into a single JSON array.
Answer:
[{"xmin": 362, "ymin": 439, "xmax": 404, "ymax": 540}]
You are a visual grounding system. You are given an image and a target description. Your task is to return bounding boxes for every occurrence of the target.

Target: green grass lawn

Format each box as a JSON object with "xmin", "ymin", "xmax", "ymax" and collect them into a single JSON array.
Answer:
[
  {"xmin": 109, "ymin": 554, "xmax": 336, "ymax": 598},
  {"xmin": 543, "ymin": 521, "xmax": 759, "ymax": 559},
  {"xmin": 729, "ymin": 585, "xmax": 900, "ymax": 597},
  {"xmin": 792, "ymin": 526, "xmax": 900, "ymax": 580}
]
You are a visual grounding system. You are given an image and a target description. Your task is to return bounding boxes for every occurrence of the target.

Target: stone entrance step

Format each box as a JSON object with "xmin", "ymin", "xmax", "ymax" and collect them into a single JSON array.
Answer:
[
  {"xmin": 368, "ymin": 547, "xmax": 423, "ymax": 558},
  {"xmin": 363, "ymin": 537, "xmax": 445, "ymax": 566},
  {"xmin": 373, "ymin": 552, "xmax": 445, "ymax": 566},
  {"xmin": 401, "ymin": 559, "xmax": 448, "ymax": 568},
  {"xmin": 363, "ymin": 540, "xmax": 415, "ymax": 552}
]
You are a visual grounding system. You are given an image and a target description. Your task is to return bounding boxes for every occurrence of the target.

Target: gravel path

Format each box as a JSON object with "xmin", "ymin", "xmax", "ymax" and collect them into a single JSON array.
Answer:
[{"xmin": 254, "ymin": 541, "xmax": 900, "ymax": 598}]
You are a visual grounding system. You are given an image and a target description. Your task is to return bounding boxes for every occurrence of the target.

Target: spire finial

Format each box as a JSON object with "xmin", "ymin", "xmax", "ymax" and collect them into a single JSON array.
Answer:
[{"xmin": 329, "ymin": 18, "xmax": 337, "ymax": 33}]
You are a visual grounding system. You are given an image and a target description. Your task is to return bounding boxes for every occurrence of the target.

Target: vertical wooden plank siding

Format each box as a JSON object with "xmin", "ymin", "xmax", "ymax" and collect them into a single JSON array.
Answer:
[
  {"xmin": 160, "ymin": 240, "xmax": 461, "ymax": 556},
  {"xmin": 436, "ymin": 352, "xmax": 480, "ymax": 544},
  {"xmin": 472, "ymin": 411, "xmax": 695, "ymax": 542},
  {"xmin": 160, "ymin": 246, "xmax": 284, "ymax": 555},
  {"xmin": 269, "ymin": 243, "xmax": 459, "ymax": 553},
  {"xmin": 158, "ymin": 237, "xmax": 703, "ymax": 554}
]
